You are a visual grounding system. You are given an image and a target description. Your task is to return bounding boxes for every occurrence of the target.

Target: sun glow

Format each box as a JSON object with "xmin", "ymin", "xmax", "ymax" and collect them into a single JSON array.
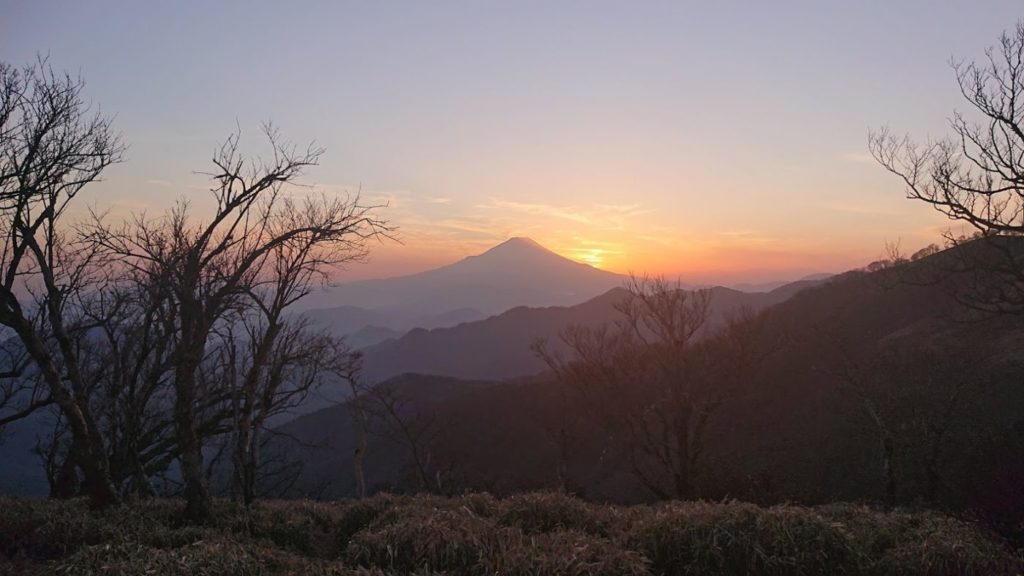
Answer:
[{"xmin": 575, "ymin": 248, "xmax": 606, "ymax": 268}]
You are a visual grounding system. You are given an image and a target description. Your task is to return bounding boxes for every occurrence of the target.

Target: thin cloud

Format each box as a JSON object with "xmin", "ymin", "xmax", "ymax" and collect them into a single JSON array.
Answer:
[
  {"xmin": 717, "ymin": 229, "xmax": 780, "ymax": 245},
  {"xmin": 487, "ymin": 199, "xmax": 593, "ymax": 225},
  {"xmin": 823, "ymin": 202, "xmax": 900, "ymax": 216},
  {"xmin": 840, "ymin": 151, "xmax": 876, "ymax": 164}
]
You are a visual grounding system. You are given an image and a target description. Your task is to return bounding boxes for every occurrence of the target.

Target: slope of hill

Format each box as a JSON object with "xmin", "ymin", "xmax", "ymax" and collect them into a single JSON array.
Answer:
[
  {"xmin": 358, "ymin": 280, "xmax": 820, "ymax": 383},
  {"xmin": 274, "ymin": 373, "xmax": 498, "ymax": 496},
  {"xmin": 300, "ymin": 305, "xmax": 487, "ymax": 349},
  {"xmin": 730, "ymin": 272, "xmax": 833, "ymax": 293}
]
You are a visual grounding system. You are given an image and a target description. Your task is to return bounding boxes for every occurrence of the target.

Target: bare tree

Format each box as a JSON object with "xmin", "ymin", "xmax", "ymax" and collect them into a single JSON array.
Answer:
[
  {"xmin": 89, "ymin": 126, "xmax": 390, "ymax": 520},
  {"xmin": 366, "ymin": 382, "xmax": 445, "ymax": 493},
  {"xmin": 220, "ymin": 226, "xmax": 364, "ymax": 505},
  {"xmin": 0, "ymin": 59, "xmax": 124, "ymax": 508},
  {"xmin": 870, "ymin": 22, "xmax": 1024, "ymax": 314},
  {"xmin": 58, "ymin": 271, "xmax": 178, "ymax": 499},
  {"xmin": 221, "ymin": 318, "xmax": 333, "ymax": 505},
  {"xmin": 832, "ymin": 342, "xmax": 982, "ymax": 508},
  {"xmin": 32, "ymin": 411, "xmax": 80, "ymax": 499},
  {"xmin": 0, "ymin": 336, "xmax": 45, "ymax": 430},
  {"xmin": 536, "ymin": 277, "xmax": 766, "ymax": 500},
  {"xmin": 328, "ymin": 344, "xmax": 369, "ymax": 498}
]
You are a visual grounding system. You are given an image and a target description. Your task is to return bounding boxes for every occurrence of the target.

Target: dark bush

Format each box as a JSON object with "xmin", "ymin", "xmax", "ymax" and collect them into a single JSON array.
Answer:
[
  {"xmin": 346, "ymin": 506, "xmax": 514, "ymax": 575},
  {"xmin": 492, "ymin": 529, "xmax": 649, "ymax": 576},
  {"xmin": 628, "ymin": 501, "xmax": 857, "ymax": 576},
  {"xmin": 497, "ymin": 491, "xmax": 613, "ymax": 536},
  {"xmin": 49, "ymin": 537, "xmax": 362, "ymax": 576},
  {"xmin": 819, "ymin": 504, "xmax": 1021, "ymax": 575}
]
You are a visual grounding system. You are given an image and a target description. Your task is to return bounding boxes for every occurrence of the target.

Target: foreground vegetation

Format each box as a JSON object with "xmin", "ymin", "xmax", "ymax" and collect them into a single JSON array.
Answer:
[{"xmin": 0, "ymin": 492, "xmax": 1019, "ymax": 575}]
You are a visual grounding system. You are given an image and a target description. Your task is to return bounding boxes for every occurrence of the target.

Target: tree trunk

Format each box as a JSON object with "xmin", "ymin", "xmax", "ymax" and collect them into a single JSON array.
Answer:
[
  {"xmin": 672, "ymin": 406, "xmax": 694, "ymax": 500},
  {"xmin": 350, "ymin": 396, "xmax": 369, "ymax": 498},
  {"xmin": 925, "ymin": 434, "xmax": 937, "ymax": 502},
  {"xmin": 12, "ymin": 319, "xmax": 119, "ymax": 509},
  {"xmin": 924, "ymin": 429, "xmax": 945, "ymax": 504},
  {"xmin": 243, "ymin": 427, "xmax": 260, "ymax": 506},
  {"xmin": 233, "ymin": 409, "xmax": 254, "ymax": 505},
  {"xmin": 881, "ymin": 434, "xmax": 897, "ymax": 508},
  {"xmin": 130, "ymin": 456, "xmax": 155, "ymax": 499},
  {"xmin": 555, "ymin": 426, "xmax": 569, "ymax": 493},
  {"xmin": 175, "ymin": 350, "xmax": 211, "ymax": 521},
  {"xmin": 51, "ymin": 454, "xmax": 79, "ymax": 499},
  {"xmin": 411, "ymin": 446, "xmax": 431, "ymax": 492},
  {"xmin": 925, "ymin": 462, "xmax": 940, "ymax": 504},
  {"xmin": 234, "ymin": 320, "xmax": 278, "ymax": 506}
]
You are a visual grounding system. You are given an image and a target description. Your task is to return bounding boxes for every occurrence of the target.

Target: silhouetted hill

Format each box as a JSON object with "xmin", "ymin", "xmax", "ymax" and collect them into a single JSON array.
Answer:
[
  {"xmin": 300, "ymin": 305, "xmax": 487, "ymax": 349},
  {"xmin": 730, "ymin": 272, "xmax": 834, "ymax": 293},
  {"xmin": 343, "ymin": 325, "xmax": 404, "ymax": 349},
  {"xmin": 358, "ymin": 281, "xmax": 818, "ymax": 383},
  {"xmin": 274, "ymin": 373, "xmax": 498, "ymax": 495}
]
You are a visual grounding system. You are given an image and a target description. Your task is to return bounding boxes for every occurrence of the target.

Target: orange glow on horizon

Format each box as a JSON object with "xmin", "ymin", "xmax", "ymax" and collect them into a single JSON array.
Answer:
[
  {"xmin": 571, "ymin": 248, "xmax": 607, "ymax": 268},
  {"xmin": 330, "ymin": 213, "xmax": 944, "ymax": 285}
]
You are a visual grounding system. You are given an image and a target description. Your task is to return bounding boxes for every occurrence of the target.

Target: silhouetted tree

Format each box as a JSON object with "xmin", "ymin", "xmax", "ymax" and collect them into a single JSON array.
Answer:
[
  {"xmin": 536, "ymin": 277, "xmax": 766, "ymax": 500},
  {"xmin": 870, "ymin": 22, "xmax": 1024, "ymax": 314},
  {"xmin": 0, "ymin": 58, "xmax": 124, "ymax": 508},
  {"xmin": 330, "ymin": 345, "xmax": 369, "ymax": 498},
  {"xmin": 89, "ymin": 126, "xmax": 389, "ymax": 520},
  {"xmin": 218, "ymin": 318, "xmax": 332, "ymax": 505},
  {"xmin": 367, "ymin": 382, "xmax": 445, "ymax": 493},
  {"xmin": 832, "ymin": 341, "xmax": 982, "ymax": 507},
  {"xmin": 217, "ymin": 222, "xmax": 367, "ymax": 505},
  {"xmin": 0, "ymin": 337, "xmax": 43, "ymax": 430}
]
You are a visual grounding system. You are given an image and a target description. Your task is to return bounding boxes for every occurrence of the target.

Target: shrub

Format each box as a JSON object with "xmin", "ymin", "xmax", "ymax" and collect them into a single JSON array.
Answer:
[
  {"xmin": 49, "ymin": 537, "xmax": 362, "ymax": 576},
  {"xmin": 239, "ymin": 499, "xmax": 341, "ymax": 557},
  {"xmin": 492, "ymin": 529, "xmax": 649, "ymax": 576},
  {"xmin": 456, "ymin": 492, "xmax": 500, "ymax": 518},
  {"xmin": 0, "ymin": 498, "xmax": 92, "ymax": 560},
  {"xmin": 332, "ymin": 494, "xmax": 408, "ymax": 548},
  {"xmin": 346, "ymin": 506, "xmax": 515, "ymax": 575},
  {"xmin": 820, "ymin": 504, "xmax": 1021, "ymax": 575},
  {"xmin": 497, "ymin": 491, "xmax": 612, "ymax": 536},
  {"xmin": 628, "ymin": 501, "xmax": 857, "ymax": 576},
  {"xmin": 230, "ymin": 495, "xmax": 408, "ymax": 559}
]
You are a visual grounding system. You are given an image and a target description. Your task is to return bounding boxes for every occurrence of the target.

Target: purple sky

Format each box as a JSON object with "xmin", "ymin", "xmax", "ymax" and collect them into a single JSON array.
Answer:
[{"xmin": 3, "ymin": 1, "xmax": 1021, "ymax": 282}]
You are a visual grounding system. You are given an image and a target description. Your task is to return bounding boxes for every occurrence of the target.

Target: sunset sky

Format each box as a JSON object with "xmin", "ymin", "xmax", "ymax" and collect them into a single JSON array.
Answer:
[{"xmin": 4, "ymin": 1, "xmax": 1021, "ymax": 283}]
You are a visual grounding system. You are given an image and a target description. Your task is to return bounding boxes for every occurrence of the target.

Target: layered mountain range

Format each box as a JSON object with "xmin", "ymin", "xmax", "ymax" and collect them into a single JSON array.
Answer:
[
  {"xmin": 275, "ymin": 248, "xmax": 1024, "ymax": 508},
  {"xmin": 301, "ymin": 237, "xmax": 826, "ymax": 349}
]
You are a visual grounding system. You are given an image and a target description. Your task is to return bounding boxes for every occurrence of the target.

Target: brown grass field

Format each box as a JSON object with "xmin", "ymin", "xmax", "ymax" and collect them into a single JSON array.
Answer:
[{"xmin": 1, "ymin": 492, "xmax": 1020, "ymax": 575}]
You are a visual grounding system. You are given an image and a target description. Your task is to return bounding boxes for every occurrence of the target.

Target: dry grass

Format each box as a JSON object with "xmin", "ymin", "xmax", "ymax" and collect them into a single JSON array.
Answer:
[{"xmin": 0, "ymin": 494, "xmax": 1018, "ymax": 575}]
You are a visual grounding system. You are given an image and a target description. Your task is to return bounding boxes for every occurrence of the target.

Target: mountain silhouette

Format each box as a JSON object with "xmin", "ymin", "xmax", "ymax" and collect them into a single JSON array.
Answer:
[{"xmin": 300, "ymin": 237, "xmax": 628, "ymax": 317}]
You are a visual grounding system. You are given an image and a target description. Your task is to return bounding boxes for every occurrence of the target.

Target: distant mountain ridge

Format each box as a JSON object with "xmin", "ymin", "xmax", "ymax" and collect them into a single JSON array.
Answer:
[
  {"xmin": 729, "ymin": 273, "xmax": 834, "ymax": 293},
  {"xmin": 358, "ymin": 278, "xmax": 827, "ymax": 383},
  {"xmin": 299, "ymin": 238, "xmax": 831, "ymax": 348},
  {"xmin": 301, "ymin": 305, "xmax": 488, "ymax": 348}
]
